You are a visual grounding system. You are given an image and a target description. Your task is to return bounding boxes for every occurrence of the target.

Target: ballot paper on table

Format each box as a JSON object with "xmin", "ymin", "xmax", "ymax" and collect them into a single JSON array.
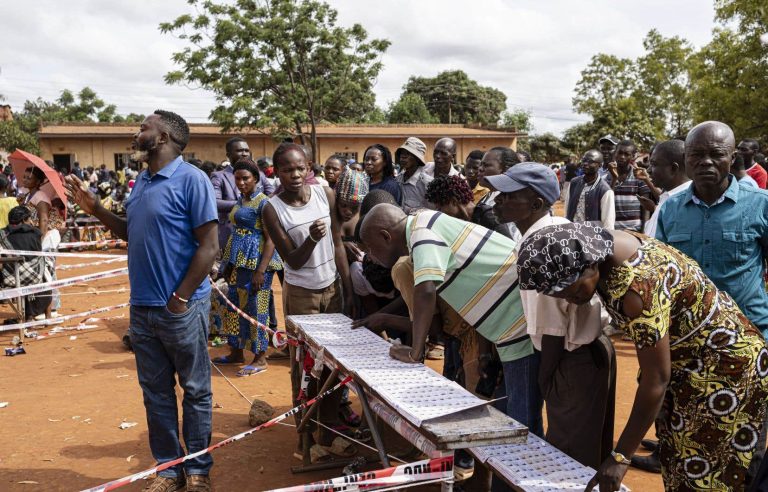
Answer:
[
  {"xmin": 290, "ymin": 313, "xmax": 490, "ymax": 426},
  {"xmin": 473, "ymin": 434, "xmax": 631, "ymax": 492}
]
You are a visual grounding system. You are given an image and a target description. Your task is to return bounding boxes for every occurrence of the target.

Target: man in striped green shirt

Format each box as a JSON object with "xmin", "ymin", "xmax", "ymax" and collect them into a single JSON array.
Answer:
[{"xmin": 359, "ymin": 204, "xmax": 543, "ymax": 436}]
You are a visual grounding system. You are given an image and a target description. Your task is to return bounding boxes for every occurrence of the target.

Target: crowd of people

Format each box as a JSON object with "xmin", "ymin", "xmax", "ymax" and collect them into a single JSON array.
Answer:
[{"xmin": 0, "ymin": 107, "xmax": 754, "ymax": 492}]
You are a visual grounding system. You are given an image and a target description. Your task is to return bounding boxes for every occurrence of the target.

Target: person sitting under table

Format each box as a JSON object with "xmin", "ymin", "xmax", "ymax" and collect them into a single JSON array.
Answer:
[
  {"xmin": 517, "ymin": 222, "xmax": 768, "ymax": 492},
  {"xmin": 212, "ymin": 158, "xmax": 282, "ymax": 377}
]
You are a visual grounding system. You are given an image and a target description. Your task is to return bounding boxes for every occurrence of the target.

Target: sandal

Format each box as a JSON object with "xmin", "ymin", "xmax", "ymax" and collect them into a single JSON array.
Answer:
[
  {"xmin": 236, "ymin": 365, "xmax": 267, "ymax": 377},
  {"xmin": 310, "ymin": 444, "xmax": 332, "ymax": 463},
  {"xmin": 211, "ymin": 355, "xmax": 244, "ymax": 365},
  {"xmin": 324, "ymin": 436, "xmax": 356, "ymax": 457}
]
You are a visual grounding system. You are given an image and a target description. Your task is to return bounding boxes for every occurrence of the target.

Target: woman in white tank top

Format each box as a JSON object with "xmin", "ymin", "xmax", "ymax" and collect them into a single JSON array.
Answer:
[
  {"xmin": 262, "ymin": 143, "xmax": 355, "ymax": 454},
  {"xmin": 263, "ymin": 143, "xmax": 354, "ymax": 316}
]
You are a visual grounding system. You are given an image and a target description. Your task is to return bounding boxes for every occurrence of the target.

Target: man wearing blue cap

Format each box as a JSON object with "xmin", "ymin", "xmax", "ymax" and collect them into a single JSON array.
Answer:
[{"xmin": 487, "ymin": 163, "xmax": 616, "ymax": 470}]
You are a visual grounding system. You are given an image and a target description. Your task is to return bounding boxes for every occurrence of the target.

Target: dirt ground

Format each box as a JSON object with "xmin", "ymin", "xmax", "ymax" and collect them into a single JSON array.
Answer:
[{"xmin": 0, "ymin": 248, "xmax": 663, "ymax": 492}]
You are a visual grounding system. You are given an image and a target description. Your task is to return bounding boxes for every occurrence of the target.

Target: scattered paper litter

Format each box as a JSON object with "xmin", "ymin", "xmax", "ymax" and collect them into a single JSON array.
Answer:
[
  {"xmin": 116, "ymin": 374, "xmax": 130, "ymax": 378},
  {"xmin": 0, "ymin": 402, "xmax": 8, "ymax": 408},
  {"xmin": 119, "ymin": 422, "xmax": 138, "ymax": 430},
  {"xmin": 126, "ymin": 454, "xmax": 135, "ymax": 462},
  {"xmin": 258, "ymin": 466, "xmax": 264, "ymax": 474},
  {"xmin": 82, "ymin": 418, "xmax": 91, "ymax": 423},
  {"xmin": 72, "ymin": 416, "xmax": 80, "ymax": 420},
  {"xmin": 69, "ymin": 336, "xmax": 77, "ymax": 341},
  {"xmin": 68, "ymin": 374, "xmax": 82, "ymax": 377},
  {"xmin": 48, "ymin": 418, "xmax": 61, "ymax": 422},
  {"xmin": 17, "ymin": 481, "xmax": 39, "ymax": 485}
]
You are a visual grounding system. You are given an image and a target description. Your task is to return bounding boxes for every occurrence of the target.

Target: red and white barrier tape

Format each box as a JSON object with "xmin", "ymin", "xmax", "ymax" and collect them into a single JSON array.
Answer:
[
  {"xmin": 57, "ymin": 257, "xmax": 127, "ymax": 270},
  {"xmin": 0, "ymin": 302, "xmax": 130, "ymax": 333},
  {"xmin": 58, "ymin": 239, "xmax": 126, "ymax": 250},
  {"xmin": 0, "ymin": 249, "xmax": 125, "ymax": 259},
  {"xmin": 265, "ymin": 456, "xmax": 454, "ymax": 492},
  {"xmin": 80, "ymin": 375, "xmax": 353, "ymax": 492},
  {"xmin": 0, "ymin": 267, "xmax": 128, "ymax": 301},
  {"xmin": 208, "ymin": 276, "xmax": 295, "ymax": 348}
]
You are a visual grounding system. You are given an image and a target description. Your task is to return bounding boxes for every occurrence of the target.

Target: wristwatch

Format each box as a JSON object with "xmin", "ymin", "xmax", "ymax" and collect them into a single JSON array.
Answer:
[{"xmin": 611, "ymin": 450, "xmax": 631, "ymax": 465}]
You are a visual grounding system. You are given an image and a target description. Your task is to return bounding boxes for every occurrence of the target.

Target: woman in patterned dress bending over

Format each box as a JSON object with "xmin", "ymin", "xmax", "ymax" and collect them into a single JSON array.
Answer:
[
  {"xmin": 517, "ymin": 222, "xmax": 768, "ymax": 492},
  {"xmin": 212, "ymin": 158, "xmax": 282, "ymax": 376}
]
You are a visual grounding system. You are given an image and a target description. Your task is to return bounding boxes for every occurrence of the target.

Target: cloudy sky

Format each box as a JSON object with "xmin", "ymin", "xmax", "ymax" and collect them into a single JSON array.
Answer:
[{"xmin": 0, "ymin": 0, "xmax": 716, "ymax": 135}]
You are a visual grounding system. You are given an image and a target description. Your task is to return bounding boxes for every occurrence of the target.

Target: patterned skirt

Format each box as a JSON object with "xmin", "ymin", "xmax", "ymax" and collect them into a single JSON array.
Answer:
[{"xmin": 221, "ymin": 267, "xmax": 274, "ymax": 354}]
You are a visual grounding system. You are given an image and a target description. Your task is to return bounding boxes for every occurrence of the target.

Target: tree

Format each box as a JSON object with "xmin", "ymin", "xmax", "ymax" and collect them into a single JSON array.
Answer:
[
  {"xmin": 400, "ymin": 70, "xmax": 507, "ymax": 125},
  {"xmin": 499, "ymin": 108, "xmax": 533, "ymax": 133},
  {"xmin": 15, "ymin": 87, "xmax": 144, "ymax": 135},
  {"xmin": 387, "ymin": 93, "xmax": 437, "ymax": 124},
  {"xmin": 160, "ymin": 0, "xmax": 390, "ymax": 160},
  {"xmin": 526, "ymin": 133, "xmax": 570, "ymax": 163},
  {"xmin": 688, "ymin": 1, "xmax": 768, "ymax": 141},
  {"xmin": 636, "ymin": 29, "xmax": 694, "ymax": 138},
  {"xmin": 0, "ymin": 120, "xmax": 39, "ymax": 154},
  {"xmin": 571, "ymin": 29, "xmax": 698, "ymax": 149}
]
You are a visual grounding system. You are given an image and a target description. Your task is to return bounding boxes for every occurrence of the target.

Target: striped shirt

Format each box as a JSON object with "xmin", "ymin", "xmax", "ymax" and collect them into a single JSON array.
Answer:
[
  {"xmin": 608, "ymin": 171, "xmax": 650, "ymax": 231},
  {"xmin": 406, "ymin": 211, "xmax": 533, "ymax": 362}
]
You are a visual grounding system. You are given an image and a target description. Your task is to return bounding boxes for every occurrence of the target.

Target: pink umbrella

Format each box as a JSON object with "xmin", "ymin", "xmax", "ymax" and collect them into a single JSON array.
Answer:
[{"xmin": 9, "ymin": 149, "xmax": 68, "ymax": 217}]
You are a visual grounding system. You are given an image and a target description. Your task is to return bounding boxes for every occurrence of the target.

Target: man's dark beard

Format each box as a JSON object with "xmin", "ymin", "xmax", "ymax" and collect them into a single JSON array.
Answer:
[{"xmin": 130, "ymin": 138, "xmax": 159, "ymax": 164}]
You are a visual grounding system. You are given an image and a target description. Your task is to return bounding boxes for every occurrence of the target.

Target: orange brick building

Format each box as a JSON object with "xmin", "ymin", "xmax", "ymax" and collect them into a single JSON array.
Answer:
[{"xmin": 38, "ymin": 123, "xmax": 523, "ymax": 171}]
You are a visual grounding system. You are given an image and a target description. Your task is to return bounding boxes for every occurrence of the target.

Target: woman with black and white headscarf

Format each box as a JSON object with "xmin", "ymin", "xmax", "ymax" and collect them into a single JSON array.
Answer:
[{"xmin": 517, "ymin": 222, "xmax": 768, "ymax": 492}]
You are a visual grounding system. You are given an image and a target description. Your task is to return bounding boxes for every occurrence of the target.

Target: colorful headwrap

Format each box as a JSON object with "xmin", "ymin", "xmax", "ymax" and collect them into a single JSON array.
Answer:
[
  {"xmin": 334, "ymin": 167, "xmax": 368, "ymax": 204},
  {"xmin": 517, "ymin": 222, "xmax": 614, "ymax": 294}
]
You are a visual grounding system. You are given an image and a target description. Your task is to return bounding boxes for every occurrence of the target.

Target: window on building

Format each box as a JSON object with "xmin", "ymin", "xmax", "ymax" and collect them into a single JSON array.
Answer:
[
  {"xmin": 114, "ymin": 153, "xmax": 132, "ymax": 170},
  {"xmin": 52, "ymin": 154, "xmax": 74, "ymax": 173},
  {"xmin": 334, "ymin": 151, "xmax": 358, "ymax": 163}
]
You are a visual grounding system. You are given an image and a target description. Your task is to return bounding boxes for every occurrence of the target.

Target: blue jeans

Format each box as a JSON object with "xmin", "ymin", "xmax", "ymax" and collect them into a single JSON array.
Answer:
[
  {"xmin": 129, "ymin": 297, "xmax": 213, "ymax": 477},
  {"xmin": 494, "ymin": 351, "xmax": 544, "ymax": 438}
]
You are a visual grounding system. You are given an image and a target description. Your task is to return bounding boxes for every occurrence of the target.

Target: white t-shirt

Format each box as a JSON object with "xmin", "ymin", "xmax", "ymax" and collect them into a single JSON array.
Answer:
[{"xmin": 644, "ymin": 181, "xmax": 691, "ymax": 238}]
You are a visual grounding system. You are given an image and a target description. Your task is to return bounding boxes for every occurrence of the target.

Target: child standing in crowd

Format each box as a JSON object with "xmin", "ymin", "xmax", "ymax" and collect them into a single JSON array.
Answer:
[
  {"xmin": 333, "ymin": 167, "xmax": 368, "ymax": 263},
  {"xmin": 323, "ymin": 155, "xmax": 347, "ymax": 190},
  {"xmin": 213, "ymin": 158, "xmax": 282, "ymax": 376}
]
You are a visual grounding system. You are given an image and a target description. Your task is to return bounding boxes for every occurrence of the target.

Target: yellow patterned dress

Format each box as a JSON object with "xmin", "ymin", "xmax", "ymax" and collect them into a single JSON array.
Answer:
[
  {"xmin": 221, "ymin": 192, "xmax": 282, "ymax": 354},
  {"xmin": 602, "ymin": 234, "xmax": 768, "ymax": 491}
]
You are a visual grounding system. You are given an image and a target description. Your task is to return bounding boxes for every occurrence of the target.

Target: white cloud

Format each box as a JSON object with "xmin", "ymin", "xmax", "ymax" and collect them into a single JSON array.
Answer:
[{"xmin": 1, "ymin": 0, "xmax": 715, "ymax": 135}]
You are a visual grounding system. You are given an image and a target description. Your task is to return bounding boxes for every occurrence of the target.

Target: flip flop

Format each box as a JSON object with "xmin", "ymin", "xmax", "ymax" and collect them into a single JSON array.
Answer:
[
  {"xmin": 310, "ymin": 444, "xmax": 332, "ymax": 463},
  {"xmin": 236, "ymin": 365, "xmax": 267, "ymax": 377},
  {"xmin": 211, "ymin": 355, "xmax": 244, "ymax": 365}
]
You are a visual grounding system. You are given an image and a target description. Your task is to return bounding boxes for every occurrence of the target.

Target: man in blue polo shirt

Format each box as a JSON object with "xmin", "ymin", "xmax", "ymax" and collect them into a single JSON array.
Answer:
[{"xmin": 65, "ymin": 110, "xmax": 219, "ymax": 492}]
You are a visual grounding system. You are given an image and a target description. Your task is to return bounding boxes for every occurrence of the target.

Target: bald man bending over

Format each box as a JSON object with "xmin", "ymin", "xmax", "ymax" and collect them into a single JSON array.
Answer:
[{"xmin": 357, "ymin": 204, "xmax": 544, "ymax": 438}]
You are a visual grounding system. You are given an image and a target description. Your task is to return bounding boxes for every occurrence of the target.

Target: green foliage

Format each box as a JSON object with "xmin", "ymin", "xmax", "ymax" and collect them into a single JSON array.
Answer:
[
  {"xmin": 0, "ymin": 120, "xmax": 40, "ymax": 154},
  {"xmin": 160, "ymin": 0, "xmax": 390, "ymax": 159},
  {"xmin": 570, "ymin": 2, "xmax": 768, "ymax": 146},
  {"xmin": 689, "ymin": 1, "xmax": 768, "ymax": 141},
  {"xmin": 16, "ymin": 87, "xmax": 144, "ymax": 135},
  {"xmin": 400, "ymin": 70, "xmax": 506, "ymax": 125},
  {"xmin": 387, "ymin": 93, "xmax": 437, "ymax": 124},
  {"xmin": 499, "ymin": 108, "xmax": 533, "ymax": 133},
  {"xmin": 526, "ymin": 133, "xmax": 570, "ymax": 163}
]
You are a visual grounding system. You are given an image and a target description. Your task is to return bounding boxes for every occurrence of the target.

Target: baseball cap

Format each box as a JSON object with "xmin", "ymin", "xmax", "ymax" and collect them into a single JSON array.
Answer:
[
  {"xmin": 484, "ymin": 162, "xmax": 561, "ymax": 205},
  {"xmin": 599, "ymin": 134, "xmax": 618, "ymax": 146}
]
